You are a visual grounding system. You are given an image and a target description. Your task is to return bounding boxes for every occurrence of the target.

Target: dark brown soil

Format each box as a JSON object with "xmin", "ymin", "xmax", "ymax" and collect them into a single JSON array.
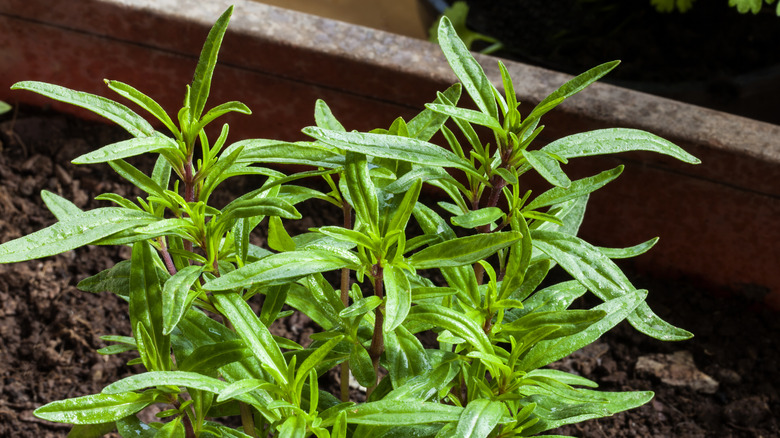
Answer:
[{"xmin": 0, "ymin": 107, "xmax": 777, "ymax": 437}]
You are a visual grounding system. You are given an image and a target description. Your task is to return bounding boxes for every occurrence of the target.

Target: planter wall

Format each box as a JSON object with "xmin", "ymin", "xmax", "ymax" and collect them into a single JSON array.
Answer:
[{"xmin": 1, "ymin": 0, "xmax": 779, "ymax": 309}]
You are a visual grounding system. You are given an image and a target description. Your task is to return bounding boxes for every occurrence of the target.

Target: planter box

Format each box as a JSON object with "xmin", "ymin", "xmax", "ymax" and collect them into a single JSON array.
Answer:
[{"xmin": 2, "ymin": 0, "xmax": 779, "ymax": 308}]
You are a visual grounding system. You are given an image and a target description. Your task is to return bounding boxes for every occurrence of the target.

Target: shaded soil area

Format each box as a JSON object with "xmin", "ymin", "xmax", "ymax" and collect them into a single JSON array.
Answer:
[
  {"xmin": 0, "ymin": 108, "xmax": 777, "ymax": 436},
  {"xmin": 452, "ymin": 0, "xmax": 780, "ymax": 124}
]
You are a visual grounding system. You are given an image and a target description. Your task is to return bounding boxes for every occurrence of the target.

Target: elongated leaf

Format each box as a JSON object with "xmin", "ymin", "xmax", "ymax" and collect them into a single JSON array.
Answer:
[
  {"xmin": 230, "ymin": 139, "xmax": 344, "ymax": 168},
  {"xmin": 542, "ymin": 128, "xmax": 700, "ymax": 164},
  {"xmin": 450, "ymin": 207, "xmax": 503, "ymax": 229},
  {"xmin": 67, "ymin": 422, "xmax": 117, "ymax": 438},
  {"xmin": 527, "ymin": 61, "xmax": 620, "ymax": 129},
  {"xmin": 197, "ymin": 101, "xmax": 251, "ymax": 132},
  {"xmin": 532, "ymin": 230, "xmax": 692, "ymax": 340},
  {"xmin": 437, "ymin": 17, "xmax": 497, "ymax": 119},
  {"xmin": 72, "ymin": 135, "xmax": 177, "ymax": 164},
  {"xmin": 409, "ymin": 231, "xmax": 522, "ymax": 269},
  {"xmin": 350, "ymin": 342, "xmax": 376, "ymax": 388},
  {"xmin": 109, "ymin": 159, "xmax": 170, "ymax": 201},
  {"xmin": 0, "ymin": 208, "xmax": 157, "ymax": 263},
  {"xmin": 383, "ymin": 265, "xmax": 412, "ymax": 333},
  {"xmin": 41, "ymin": 190, "xmax": 82, "ymax": 220},
  {"xmin": 217, "ymin": 378, "xmax": 267, "ymax": 403},
  {"xmin": 189, "ymin": 6, "xmax": 233, "ymax": 122},
  {"xmin": 314, "ymin": 99, "xmax": 346, "ymax": 132},
  {"xmin": 407, "ymin": 304, "xmax": 492, "ymax": 354},
  {"xmin": 303, "ymin": 127, "xmax": 478, "ymax": 177},
  {"xmin": 385, "ymin": 179, "xmax": 422, "ymax": 236},
  {"xmin": 295, "ymin": 335, "xmax": 345, "ymax": 391},
  {"xmin": 407, "ymin": 83, "xmax": 462, "ymax": 141},
  {"xmin": 524, "ymin": 166, "xmax": 623, "ymax": 212},
  {"xmin": 11, "ymin": 81, "xmax": 153, "ymax": 137},
  {"xmin": 453, "ymin": 399, "xmax": 506, "ymax": 438},
  {"xmin": 597, "ymin": 237, "xmax": 658, "ymax": 259},
  {"xmin": 347, "ymin": 399, "xmax": 462, "ymax": 425},
  {"xmin": 162, "ymin": 265, "xmax": 203, "ymax": 335},
  {"xmin": 106, "ymin": 79, "xmax": 179, "ymax": 136},
  {"xmin": 383, "ymin": 325, "xmax": 431, "ymax": 388},
  {"xmin": 103, "ymin": 371, "xmax": 227, "ymax": 395},
  {"xmin": 345, "ymin": 151, "xmax": 379, "ymax": 234},
  {"xmin": 129, "ymin": 242, "xmax": 170, "ymax": 371},
  {"xmin": 178, "ymin": 339, "xmax": 249, "ymax": 373},
  {"xmin": 425, "ymin": 104, "xmax": 502, "ymax": 132},
  {"xmin": 340, "ymin": 296, "xmax": 382, "ymax": 319},
  {"xmin": 517, "ymin": 289, "xmax": 647, "ymax": 371},
  {"xmin": 279, "ymin": 413, "xmax": 307, "ymax": 438},
  {"xmin": 34, "ymin": 392, "xmax": 152, "ymax": 425},
  {"xmin": 204, "ymin": 250, "xmax": 355, "ymax": 291},
  {"xmin": 211, "ymin": 291, "xmax": 289, "ymax": 385},
  {"xmin": 522, "ymin": 149, "xmax": 571, "ymax": 188}
]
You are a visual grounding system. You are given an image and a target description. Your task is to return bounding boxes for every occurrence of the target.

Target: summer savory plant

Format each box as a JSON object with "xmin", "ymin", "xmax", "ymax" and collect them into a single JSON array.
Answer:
[{"xmin": 2, "ymin": 6, "xmax": 700, "ymax": 438}]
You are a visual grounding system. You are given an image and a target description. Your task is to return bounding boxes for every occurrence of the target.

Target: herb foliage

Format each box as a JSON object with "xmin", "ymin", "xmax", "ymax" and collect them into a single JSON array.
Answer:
[{"xmin": 3, "ymin": 7, "xmax": 700, "ymax": 437}]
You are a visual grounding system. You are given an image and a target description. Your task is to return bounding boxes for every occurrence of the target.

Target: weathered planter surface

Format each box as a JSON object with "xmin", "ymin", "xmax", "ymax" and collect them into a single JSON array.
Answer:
[{"xmin": 2, "ymin": 0, "xmax": 779, "ymax": 308}]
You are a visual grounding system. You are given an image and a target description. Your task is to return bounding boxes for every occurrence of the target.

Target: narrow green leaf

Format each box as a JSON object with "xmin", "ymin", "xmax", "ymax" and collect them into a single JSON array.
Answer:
[
  {"xmin": 597, "ymin": 237, "xmax": 658, "ymax": 259},
  {"xmin": 524, "ymin": 166, "xmax": 623, "ymax": 212},
  {"xmin": 425, "ymin": 103, "xmax": 502, "ymax": 132},
  {"xmin": 230, "ymin": 138, "xmax": 344, "ymax": 168},
  {"xmin": 407, "ymin": 83, "xmax": 462, "ymax": 141},
  {"xmin": 211, "ymin": 291, "xmax": 289, "ymax": 385},
  {"xmin": 278, "ymin": 413, "xmax": 307, "ymax": 438},
  {"xmin": 386, "ymin": 179, "xmax": 422, "ymax": 237},
  {"xmin": 106, "ymin": 79, "xmax": 179, "ymax": 137},
  {"xmin": 178, "ymin": 339, "xmax": 249, "ymax": 373},
  {"xmin": 347, "ymin": 399, "xmax": 463, "ymax": 425},
  {"xmin": 340, "ymin": 296, "xmax": 382, "ymax": 319},
  {"xmin": 0, "ymin": 208, "xmax": 157, "ymax": 263},
  {"xmin": 204, "ymin": 250, "xmax": 354, "ymax": 291},
  {"xmin": 67, "ymin": 422, "xmax": 117, "ymax": 438},
  {"xmin": 453, "ymin": 399, "xmax": 507, "ymax": 438},
  {"xmin": 162, "ymin": 265, "xmax": 203, "ymax": 335},
  {"xmin": 103, "ymin": 371, "xmax": 227, "ymax": 394},
  {"xmin": 383, "ymin": 265, "xmax": 412, "ymax": 333},
  {"xmin": 34, "ymin": 392, "xmax": 152, "ymax": 425},
  {"xmin": 189, "ymin": 6, "xmax": 233, "ymax": 122},
  {"xmin": 129, "ymin": 242, "xmax": 170, "ymax": 371},
  {"xmin": 532, "ymin": 230, "xmax": 692, "ymax": 341},
  {"xmin": 73, "ymin": 135, "xmax": 177, "ymax": 164},
  {"xmin": 317, "ymin": 226, "xmax": 376, "ymax": 251},
  {"xmin": 407, "ymin": 304, "xmax": 492, "ymax": 354},
  {"xmin": 450, "ymin": 207, "xmax": 503, "ymax": 229},
  {"xmin": 268, "ymin": 216, "xmax": 296, "ymax": 252},
  {"xmin": 41, "ymin": 189, "xmax": 82, "ymax": 220},
  {"xmin": 11, "ymin": 81, "xmax": 154, "ymax": 137},
  {"xmin": 196, "ymin": 101, "xmax": 251, "ymax": 132},
  {"xmin": 437, "ymin": 17, "xmax": 497, "ymax": 119},
  {"xmin": 344, "ymin": 151, "xmax": 379, "ymax": 234},
  {"xmin": 518, "ymin": 290, "xmax": 646, "ymax": 371},
  {"xmin": 383, "ymin": 325, "xmax": 431, "ymax": 388},
  {"xmin": 109, "ymin": 159, "xmax": 170, "ymax": 201},
  {"xmin": 409, "ymin": 231, "xmax": 522, "ymax": 269},
  {"xmin": 530, "ymin": 61, "xmax": 620, "ymax": 125},
  {"xmin": 314, "ymin": 99, "xmax": 346, "ymax": 132},
  {"xmin": 155, "ymin": 417, "xmax": 185, "ymax": 438},
  {"xmin": 350, "ymin": 342, "xmax": 376, "ymax": 388},
  {"xmin": 216, "ymin": 378, "xmax": 267, "ymax": 403},
  {"xmin": 542, "ymin": 128, "xmax": 700, "ymax": 164},
  {"xmin": 521, "ymin": 149, "xmax": 571, "ymax": 188},
  {"xmin": 303, "ymin": 127, "xmax": 478, "ymax": 177}
]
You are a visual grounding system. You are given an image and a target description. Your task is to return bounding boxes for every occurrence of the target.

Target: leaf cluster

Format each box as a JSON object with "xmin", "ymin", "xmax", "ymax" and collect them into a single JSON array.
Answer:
[{"xmin": 2, "ymin": 7, "xmax": 700, "ymax": 438}]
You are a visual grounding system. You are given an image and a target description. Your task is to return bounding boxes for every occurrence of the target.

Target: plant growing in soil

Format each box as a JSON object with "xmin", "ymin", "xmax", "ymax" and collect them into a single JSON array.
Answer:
[{"xmin": 2, "ymin": 6, "xmax": 701, "ymax": 438}]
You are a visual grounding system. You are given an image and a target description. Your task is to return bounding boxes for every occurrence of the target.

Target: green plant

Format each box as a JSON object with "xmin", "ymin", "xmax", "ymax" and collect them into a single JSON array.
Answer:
[
  {"xmin": 0, "ymin": 100, "xmax": 11, "ymax": 115},
  {"xmin": 652, "ymin": 0, "xmax": 780, "ymax": 15},
  {"xmin": 1, "ymin": 6, "xmax": 701, "ymax": 437}
]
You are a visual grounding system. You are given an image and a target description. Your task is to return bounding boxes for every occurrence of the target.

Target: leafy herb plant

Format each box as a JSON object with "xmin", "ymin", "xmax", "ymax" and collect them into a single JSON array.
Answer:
[{"xmin": 3, "ymin": 6, "xmax": 700, "ymax": 438}]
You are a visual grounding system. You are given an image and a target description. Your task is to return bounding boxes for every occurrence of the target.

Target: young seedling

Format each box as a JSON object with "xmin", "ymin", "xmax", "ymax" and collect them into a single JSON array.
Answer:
[{"xmin": 2, "ymin": 7, "xmax": 699, "ymax": 438}]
